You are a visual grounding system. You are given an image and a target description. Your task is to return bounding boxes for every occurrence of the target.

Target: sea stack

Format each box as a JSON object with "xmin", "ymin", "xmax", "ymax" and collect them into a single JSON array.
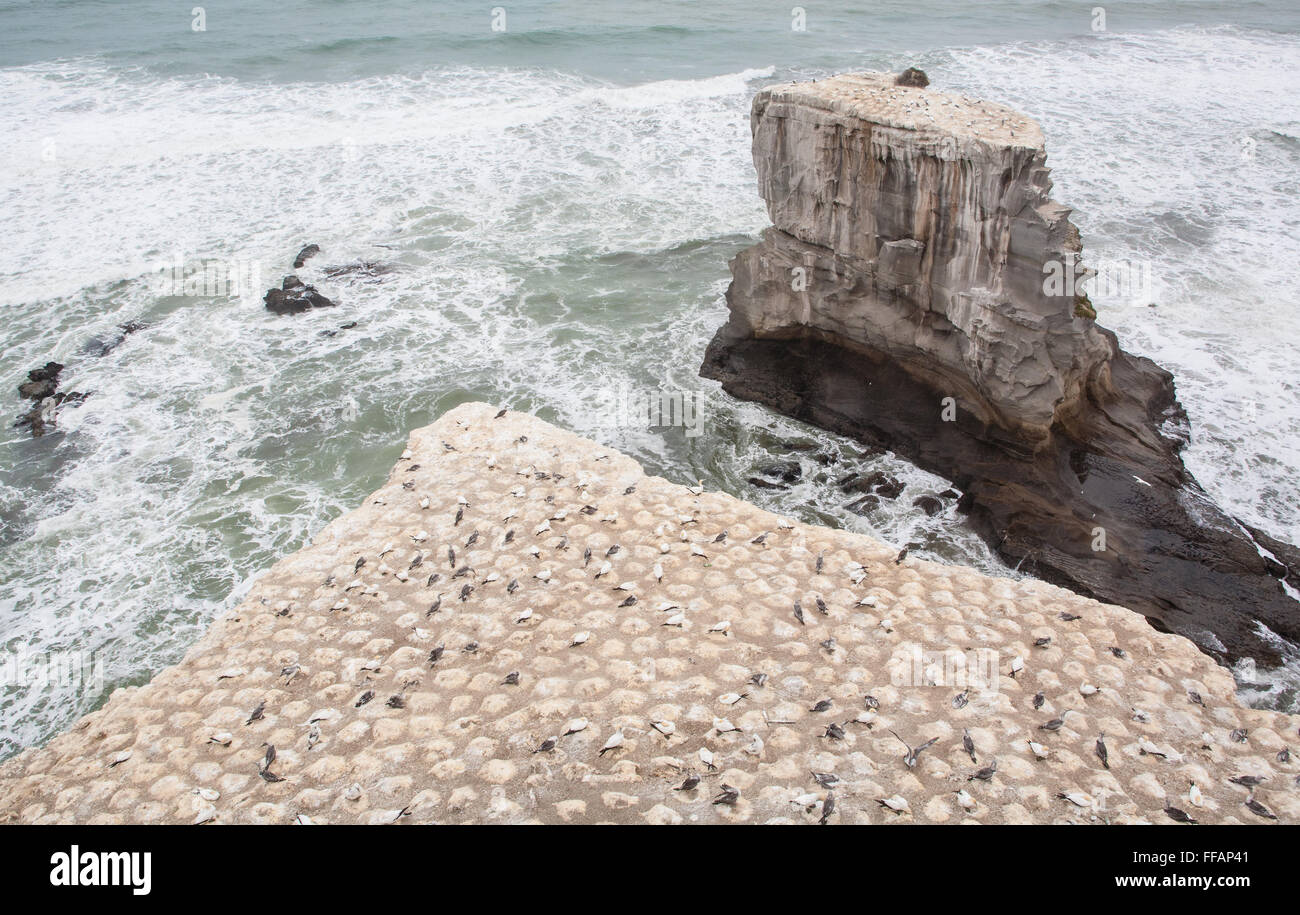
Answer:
[{"xmin": 701, "ymin": 72, "xmax": 1300, "ymax": 666}]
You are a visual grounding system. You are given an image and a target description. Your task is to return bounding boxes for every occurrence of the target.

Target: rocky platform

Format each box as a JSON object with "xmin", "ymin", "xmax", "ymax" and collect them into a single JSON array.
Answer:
[
  {"xmin": 0, "ymin": 403, "xmax": 1295, "ymax": 824},
  {"xmin": 701, "ymin": 72, "xmax": 1300, "ymax": 668}
]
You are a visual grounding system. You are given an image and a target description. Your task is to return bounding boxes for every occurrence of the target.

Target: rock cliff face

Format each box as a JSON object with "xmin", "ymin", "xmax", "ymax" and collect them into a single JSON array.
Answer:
[
  {"xmin": 702, "ymin": 72, "xmax": 1300, "ymax": 667},
  {"xmin": 727, "ymin": 74, "xmax": 1112, "ymax": 443}
]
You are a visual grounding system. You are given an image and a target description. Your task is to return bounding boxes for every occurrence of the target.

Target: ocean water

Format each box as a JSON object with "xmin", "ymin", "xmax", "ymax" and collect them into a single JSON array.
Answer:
[{"xmin": 1, "ymin": 0, "xmax": 1299, "ymax": 757}]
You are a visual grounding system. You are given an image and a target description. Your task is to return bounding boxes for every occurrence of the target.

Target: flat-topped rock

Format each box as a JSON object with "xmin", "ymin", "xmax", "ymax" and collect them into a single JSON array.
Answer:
[
  {"xmin": 1, "ymin": 403, "xmax": 1295, "ymax": 824},
  {"xmin": 703, "ymin": 71, "xmax": 1300, "ymax": 670},
  {"xmin": 761, "ymin": 72, "xmax": 1043, "ymax": 148}
]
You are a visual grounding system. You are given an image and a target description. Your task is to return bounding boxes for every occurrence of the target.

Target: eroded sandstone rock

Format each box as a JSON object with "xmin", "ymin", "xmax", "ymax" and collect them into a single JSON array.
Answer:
[{"xmin": 702, "ymin": 72, "xmax": 1300, "ymax": 667}]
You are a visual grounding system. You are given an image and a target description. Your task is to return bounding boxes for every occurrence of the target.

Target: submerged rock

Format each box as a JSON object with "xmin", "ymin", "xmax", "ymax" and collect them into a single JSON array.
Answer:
[
  {"xmin": 13, "ymin": 360, "xmax": 88, "ymax": 437},
  {"xmin": 264, "ymin": 275, "xmax": 337, "ymax": 315},
  {"xmin": 322, "ymin": 260, "xmax": 399, "ymax": 280},
  {"xmin": 292, "ymin": 243, "xmax": 321, "ymax": 269},
  {"xmin": 81, "ymin": 320, "xmax": 146, "ymax": 358},
  {"xmin": 701, "ymin": 71, "xmax": 1300, "ymax": 667}
]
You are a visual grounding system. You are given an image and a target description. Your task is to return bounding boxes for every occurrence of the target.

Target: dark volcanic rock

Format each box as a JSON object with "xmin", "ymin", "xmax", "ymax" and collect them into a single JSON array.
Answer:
[
  {"xmin": 895, "ymin": 67, "xmax": 930, "ymax": 88},
  {"xmin": 264, "ymin": 275, "xmax": 337, "ymax": 315},
  {"xmin": 757, "ymin": 460, "xmax": 802, "ymax": 484},
  {"xmin": 26, "ymin": 362, "xmax": 63, "ymax": 384},
  {"xmin": 292, "ymin": 244, "xmax": 321, "ymax": 269},
  {"xmin": 322, "ymin": 261, "xmax": 398, "ymax": 280},
  {"xmin": 81, "ymin": 320, "xmax": 146, "ymax": 358},
  {"xmin": 845, "ymin": 494, "xmax": 880, "ymax": 516},
  {"xmin": 912, "ymin": 495, "xmax": 945, "ymax": 517},
  {"xmin": 839, "ymin": 470, "xmax": 904, "ymax": 499},
  {"xmin": 18, "ymin": 379, "xmax": 56, "ymax": 400},
  {"xmin": 14, "ymin": 359, "xmax": 88, "ymax": 438},
  {"xmin": 702, "ymin": 333, "xmax": 1300, "ymax": 667}
]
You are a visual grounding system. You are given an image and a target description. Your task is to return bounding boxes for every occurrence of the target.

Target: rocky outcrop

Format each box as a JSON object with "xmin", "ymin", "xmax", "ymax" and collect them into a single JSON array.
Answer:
[
  {"xmin": 292, "ymin": 243, "xmax": 321, "ymax": 270},
  {"xmin": 264, "ymin": 275, "xmax": 337, "ymax": 315},
  {"xmin": 2, "ymin": 403, "xmax": 1296, "ymax": 824},
  {"xmin": 13, "ymin": 361, "xmax": 89, "ymax": 437},
  {"xmin": 702, "ymin": 72, "xmax": 1300, "ymax": 667}
]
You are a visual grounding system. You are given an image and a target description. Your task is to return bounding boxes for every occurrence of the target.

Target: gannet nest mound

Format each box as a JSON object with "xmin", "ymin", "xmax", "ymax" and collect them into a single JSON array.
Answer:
[{"xmin": 2, "ymin": 403, "xmax": 1295, "ymax": 824}]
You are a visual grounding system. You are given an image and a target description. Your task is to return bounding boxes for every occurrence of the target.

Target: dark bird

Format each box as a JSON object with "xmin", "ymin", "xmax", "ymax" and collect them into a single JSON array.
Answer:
[
  {"xmin": 452, "ymin": 564, "xmax": 473, "ymax": 579},
  {"xmin": 1163, "ymin": 806, "xmax": 1197, "ymax": 824},
  {"xmin": 354, "ymin": 557, "xmax": 366, "ymax": 573},
  {"xmin": 606, "ymin": 544, "xmax": 620, "ymax": 557},
  {"xmin": 426, "ymin": 596, "xmax": 441, "ymax": 616},
  {"xmin": 793, "ymin": 601, "xmax": 805, "ymax": 626},
  {"xmin": 618, "ymin": 595, "xmax": 637, "ymax": 607},
  {"xmin": 822, "ymin": 722, "xmax": 846, "ymax": 741},
  {"xmin": 1188, "ymin": 689, "xmax": 1205, "ymax": 706},
  {"xmin": 809, "ymin": 699, "xmax": 833, "ymax": 713},
  {"xmin": 533, "ymin": 737, "xmax": 557, "ymax": 754},
  {"xmin": 454, "ymin": 506, "xmax": 464, "ymax": 526},
  {"xmin": 815, "ymin": 596, "xmax": 829, "ymax": 616},
  {"xmin": 1228, "ymin": 775, "xmax": 1266, "ymax": 788},
  {"xmin": 751, "ymin": 532, "xmax": 767, "ymax": 546},
  {"xmin": 952, "ymin": 690, "xmax": 969, "ymax": 710},
  {"xmin": 894, "ymin": 547, "xmax": 908, "ymax": 564},
  {"xmin": 969, "ymin": 760, "xmax": 998, "ymax": 781},
  {"xmin": 863, "ymin": 695, "xmax": 880, "ymax": 710},
  {"xmin": 447, "ymin": 546, "xmax": 456, "ymax": 567},
  {"xmin": 355, "ymin": 690, "xmax": 374, "ymax": 708},
  {"xmin": 963, "ymin": 728, "xmax": 976, "ymax": 763},
  {"xmin": 466, "ymin": 530, "xmax": 480, "ymax": 548},
  {"xmin": 712, "ymin": 784, "xmax": 740, "ymax": 806},
  {"xmin": 426, "ymin": 572, "xmax": 441, "ymax": 587},
  {"xmin": 409, "ymin": 553, "xmax": 424, "ymax": 571},
  {"xmin": 503, "ymin": 529, "xmax": 515, "ymax": 545},
  {"xmin": 1040, "ymin": 712, "xmax": 1070, "ymax": 732},
  {"xmin": 749, "ymin": 672, "xmax": 768, "ymax": 688},
  {"xmin": 890, "ymin": 730, "xmax": 939, "ymax": 768},
  {"xmin": 1032, "ymin": 692, "xmax": 1045, "ymax": 710},
  {"xmin": 812, "ymin": 772, "xmax": 840, "ymax": 789},
  {"xmin": 459, "ymin": 583, "xmax": 474, "ymax": 601},
  {"xmin": 1110, "ymin": 646, "xmax": 1127, "ymax": 659},
  {"xmin": 1058, "ymin": 612, "xmax": 1081, "ymax": 621},
  {"xmin": 428, "ymin": 644, "xmax": 445, "ymax": 666},
  {"xmin": 1096, "ymin": 734, "xmax": 1109, "ymax": 769},
  {"xmin": 495, "ymin": 407, "xmax": 507, "ymax": 419},
  {"xmin": 260, "ymin": 743, "xmax": 276, "ymax": 771},
  {"xmin": 713, "ymin": 531, "xmax": 727, "ymax": 543},
  {"xmin": 815, "ymin": 552, "xmax": 824, "ymax": 574},
  {"xmin": 507, "ymin": 578, "xmax": 519, "ymax": 594},
  {"xmin": 819, "ymin": 791, "xmax": 836, "ymax": 825},
  {"xmin": 1244, "ymin": 796, "xmax": 1277, "ymax": 821},
  {"xmin": 623, "ymin": 486, "xmax": 636, "ymax": 495},
  {"xmin": 1278, "ymin": 748, "xmax": 1291, "ymax": 764},
  {"xmin": 1034, "ymin": 637, "xmax": 1052, "ymax": 648},
  {"xmin": 1230, "ymin": 728, "xmax": 1248, "ymax": 743},
  {"xmin": 259, "ymin": 768, "xmax": 286, "ymax": 783},
  {"xmin": 463, "ymin": 641, "xmax": 479, "ymax": 654},
  {"xmin": 503, "ymin": 671, "xmax": 520, "ymax": 686},
  {"xmin": 386, "ymin": 695, "xmax": 405, "ymax": 709},
  {"xmin": 675, "ymin": 773, "xmax": 700, "ymax": 791},
  {"xmin": 583, "ymin": 547, "xmax": 592, "ymax": 567},
  {"xmin": 245, "ymin": 700, "xmax": 265, "ymax": 725}
]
